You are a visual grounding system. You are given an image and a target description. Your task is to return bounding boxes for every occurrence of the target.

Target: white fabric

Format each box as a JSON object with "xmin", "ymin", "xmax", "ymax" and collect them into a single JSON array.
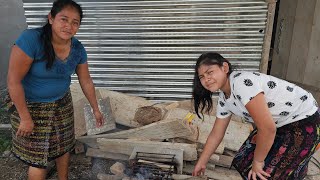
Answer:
[{"xmin": 216, "ymin": 71, "xmax": 318, "ymax": 127}]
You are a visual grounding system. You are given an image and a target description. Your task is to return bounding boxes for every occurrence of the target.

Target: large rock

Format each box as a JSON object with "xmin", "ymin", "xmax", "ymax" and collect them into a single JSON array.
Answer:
[{"xmin": 98, "ymin": 88, "xmax": 154, "ymax": 127}]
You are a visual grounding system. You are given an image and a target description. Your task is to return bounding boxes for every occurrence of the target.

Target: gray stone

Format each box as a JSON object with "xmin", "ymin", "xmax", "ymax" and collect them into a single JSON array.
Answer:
[
  {"xmin": 2, "ymin": 150, "xmax": 11, "ymax": 157},
  {"xmin": 84, "ymin": 97, "xmax": 116, "ymax": 135}
]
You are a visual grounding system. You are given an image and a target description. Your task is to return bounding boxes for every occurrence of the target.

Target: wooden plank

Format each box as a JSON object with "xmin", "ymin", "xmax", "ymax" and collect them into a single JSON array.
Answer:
[
  {"xmin": 210, "ymin": 154, "xmax": 220, "ymax": 162},
  {"xmin": 98, "ymin": 88, "xmax": 154, "ymax": 127},
  {"xmin": 206, "ymin": 163, "xmax": 216, "ymax": 171},
  {"xmin": 137, "ymin": 159, "xmax": 172, "ymax": 169},
  {"xmin": 223, "ymin": 121, "xmax": 252, "ymax": 151},
  {"xmin": 97, "ymin": 138, "xmax": 197, "ymax": 161},
  {"xmin": 86, "ymin": 148, "xmax": 129, "ymax": 161},
  {"xmin": 163, "ymin": 108, "xmax": 252, "ymax": 151},
  {"xmin": 99, "ymin": 119, "xmax": 196, "ymax": 139},
  {"xmin": 197, "ymin": 141, "xmax": 225, "ymax": 155},
  {"xmin": 196, "ymin": 116, "xmax": 251, "ymax": 152},
  {"xmin": 0, "ymin": 124, "xmax": 11, "ymax": 130},
  {"xmin": 163, "ymin": 106, "xmax": 216, "ymax": 123},
  {"xmin": 183, "ymin": 164, "xmax": 241, "ymax": 180},
  {"xmin": 216, "ymin": 141, "xmax": 225, "ymax": 155},
  {"xmin": 223, "ymin": 149, "xmax": 237, "ymax": 157},
  {"xmin": 77, "ymin": 118, "xmax": 197, "ymax": 148},
  {"xmin": 205, "ymin": 166, "xmax": 242, "ymax": 180},
  {"xmin": 209, "ymin": 154, "xmax": 234, "ymax": 168},
  {"xmin": 172, "ymin": 174, "xmax": 206, "ymax": 180}
]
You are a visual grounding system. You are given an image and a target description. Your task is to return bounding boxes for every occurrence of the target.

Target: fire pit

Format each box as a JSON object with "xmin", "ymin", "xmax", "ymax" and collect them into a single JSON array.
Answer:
[{"xmin": 130, "ymin": 152, "xmax": 176, "ymax": 179}]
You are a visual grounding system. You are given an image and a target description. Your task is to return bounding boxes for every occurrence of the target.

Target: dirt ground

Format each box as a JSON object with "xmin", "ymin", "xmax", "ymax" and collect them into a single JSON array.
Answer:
[{"xmin": 0, "ymin": 151, "xmax": 119, "ymax": 180}]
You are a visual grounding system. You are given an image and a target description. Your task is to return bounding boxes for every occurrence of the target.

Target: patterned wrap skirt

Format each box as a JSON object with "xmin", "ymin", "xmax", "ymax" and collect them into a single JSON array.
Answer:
[
  {"xmin": 10, "ymin": 91, "xmax": 75, "ymax": 169},
  {"xmin": 232, "ymin": 109, "xmax": 320, "ymax": 180}
]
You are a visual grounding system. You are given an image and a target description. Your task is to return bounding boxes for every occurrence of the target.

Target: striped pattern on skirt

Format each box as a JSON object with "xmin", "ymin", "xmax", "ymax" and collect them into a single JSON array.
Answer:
[{"xmin": 10, "ymin": 91, "xmax": 75, "ymax": 168}]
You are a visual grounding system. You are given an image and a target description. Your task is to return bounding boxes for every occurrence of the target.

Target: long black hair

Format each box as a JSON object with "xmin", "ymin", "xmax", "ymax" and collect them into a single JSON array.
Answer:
[
  {"xmin": 192, "ymin": 52, "xmax": 233, "ymax": 118},
  {"xmin": 42, "ymin": 0, "xmax": 83, "ymax": 69}
]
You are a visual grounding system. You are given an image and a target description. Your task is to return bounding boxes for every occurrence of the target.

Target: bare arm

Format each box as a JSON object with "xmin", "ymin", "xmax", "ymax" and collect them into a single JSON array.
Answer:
[
  {"xmin": 76, "ymin": 63, "xmax": 104, "ymax": 126},
  {"xmin": 76, "ymin": 63, "xmax": 99, "ymax": 111},
  {"xmin": 245, "ymin": 92, "xmax": 275, "ymax": 179},
  {"xmin": 7, "ymin": 45, "xmax": 34, "ymax": 136},
  {"xmin": 193, "ymin": 115, "xmax": 231, "ymax": 176},
  {"xmin": 245, "ymin": 92, "xmax": 276, "ymax": 163}
]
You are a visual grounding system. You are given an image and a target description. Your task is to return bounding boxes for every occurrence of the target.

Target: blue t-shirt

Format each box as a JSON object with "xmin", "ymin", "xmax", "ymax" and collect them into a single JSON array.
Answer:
[{"xmin": 15, "ymin": 28, "xmax": 87, "ymax": 102}]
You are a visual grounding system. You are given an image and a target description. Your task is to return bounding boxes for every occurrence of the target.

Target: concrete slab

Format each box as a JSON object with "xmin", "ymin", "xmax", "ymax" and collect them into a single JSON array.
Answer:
[{"xmin": 84, "ymin": 97, "xmax": 116, "ymax": 135}]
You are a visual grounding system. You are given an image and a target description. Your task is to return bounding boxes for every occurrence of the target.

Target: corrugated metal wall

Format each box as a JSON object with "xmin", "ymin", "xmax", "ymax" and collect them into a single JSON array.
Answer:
[{"xmin": 22, "ymin": 0, "xmax": 271, "ymax": 101}]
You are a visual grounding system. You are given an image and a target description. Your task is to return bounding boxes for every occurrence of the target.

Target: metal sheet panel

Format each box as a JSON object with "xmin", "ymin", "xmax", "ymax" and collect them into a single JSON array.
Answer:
[{"xmin": 22, "ymin": 0, "xmax": 270, "ymax": 101}]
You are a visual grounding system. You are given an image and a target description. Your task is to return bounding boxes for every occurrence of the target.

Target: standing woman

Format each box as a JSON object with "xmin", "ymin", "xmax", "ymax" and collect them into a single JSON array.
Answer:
[
  {"xmin": 192, "ymin": 52, "xmax": 320, "ymax": 180},
  {"xmin": 7, "ymin": 0, "xmax": 104, "ymax": 179}
]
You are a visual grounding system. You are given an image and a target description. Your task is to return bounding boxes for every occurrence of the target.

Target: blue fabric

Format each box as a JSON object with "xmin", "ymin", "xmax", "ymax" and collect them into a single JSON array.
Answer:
[{"xmin": 15, "ymin": 28, "xmax": 87, "ymax": 102}]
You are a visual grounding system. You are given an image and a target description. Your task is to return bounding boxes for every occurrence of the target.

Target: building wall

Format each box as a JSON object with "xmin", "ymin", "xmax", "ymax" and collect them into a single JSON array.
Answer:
[
  {"xmin": 303, "ymin": 1, "xmax": 320, "ymax": 88},
  {"xmin": 22, "ymin": 0, "xmax": 273, "ymax": 101},
  {"xmin": 0, "ymin": 0, "xmax": 278, "ymax": 102},
  {"xmin": 271, "ymin": 0, "xmax": 320, "ymax": 103},
  {"xmin": 0, "ymin": 0, "xmax": 27, "ymax": 89}
]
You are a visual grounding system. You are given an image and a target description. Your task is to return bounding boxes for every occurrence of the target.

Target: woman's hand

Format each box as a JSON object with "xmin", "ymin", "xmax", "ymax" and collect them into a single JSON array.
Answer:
[
  {"xmin": 248, "ymin": 160, "xmax": 270, "ymax": 180},
  {"xmin": 16, "ymin": 117, "xmax": 34, "ymax": 137},
  {"xmin": 192, "ymin": 161, "xmax": 206, "ymax": 176},
  {"xmin": 93, "ymin": 109, "xmax": 104, "ymax": 127}
]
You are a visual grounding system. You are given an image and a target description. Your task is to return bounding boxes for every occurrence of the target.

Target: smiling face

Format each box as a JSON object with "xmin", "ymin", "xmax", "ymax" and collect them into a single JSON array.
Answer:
[
  {"xmin": 49, "ymin": 5, "xmax": 81, "ymax": 42},
  {"xmin": 197, "ymin": 62, "xmax": 230, "ymax": 93}
]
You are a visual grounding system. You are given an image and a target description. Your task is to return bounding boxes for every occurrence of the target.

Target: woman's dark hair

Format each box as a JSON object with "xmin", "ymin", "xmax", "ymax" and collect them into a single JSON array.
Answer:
[
  {"xmin": 192, "ymin": 52, "xmax": 233, "ymax": 118},
  {"xmin": 42, "ymin": 0, "xmax": 83, "ymax": 69}
]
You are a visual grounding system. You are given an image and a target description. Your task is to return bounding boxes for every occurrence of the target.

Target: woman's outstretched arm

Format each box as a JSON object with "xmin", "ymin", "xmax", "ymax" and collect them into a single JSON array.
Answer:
[
  {"xmin": 193, "ymin": 115, "xmax": 231, "ymax": 176},
  {"xmin": 76, "ymin": 63, "xmax": 104, "ymax": 127}
]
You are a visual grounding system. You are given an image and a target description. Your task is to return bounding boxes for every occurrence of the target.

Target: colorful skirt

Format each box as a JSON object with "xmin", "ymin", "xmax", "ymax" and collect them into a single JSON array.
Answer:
[
  {"xmin": 232, "ymin": 110, "xmax": 320, "ymax": 180},
  {"xmin": 10, "ymin": 91, "xmax": 75, "ymax": 168}
]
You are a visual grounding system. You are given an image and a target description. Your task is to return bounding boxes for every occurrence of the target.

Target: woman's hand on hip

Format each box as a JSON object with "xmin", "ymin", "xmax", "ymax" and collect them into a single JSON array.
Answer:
[
  {"xmin": 248, "ymin": 160, "xmax": 270, "ymax": 180},
  {"xmin": 93, "ymin": 109, "xmax": 104, "ymax": 127},
  {"xmin": 16, "ymin": 117, "xmax": 34, "ymax": 137}
]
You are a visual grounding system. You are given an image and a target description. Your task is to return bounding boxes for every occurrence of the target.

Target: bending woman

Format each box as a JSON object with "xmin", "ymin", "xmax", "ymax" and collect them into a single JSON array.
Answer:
[{"xmin": 192, "ymin": 52, "xmax": 319, "ymax": 180}]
